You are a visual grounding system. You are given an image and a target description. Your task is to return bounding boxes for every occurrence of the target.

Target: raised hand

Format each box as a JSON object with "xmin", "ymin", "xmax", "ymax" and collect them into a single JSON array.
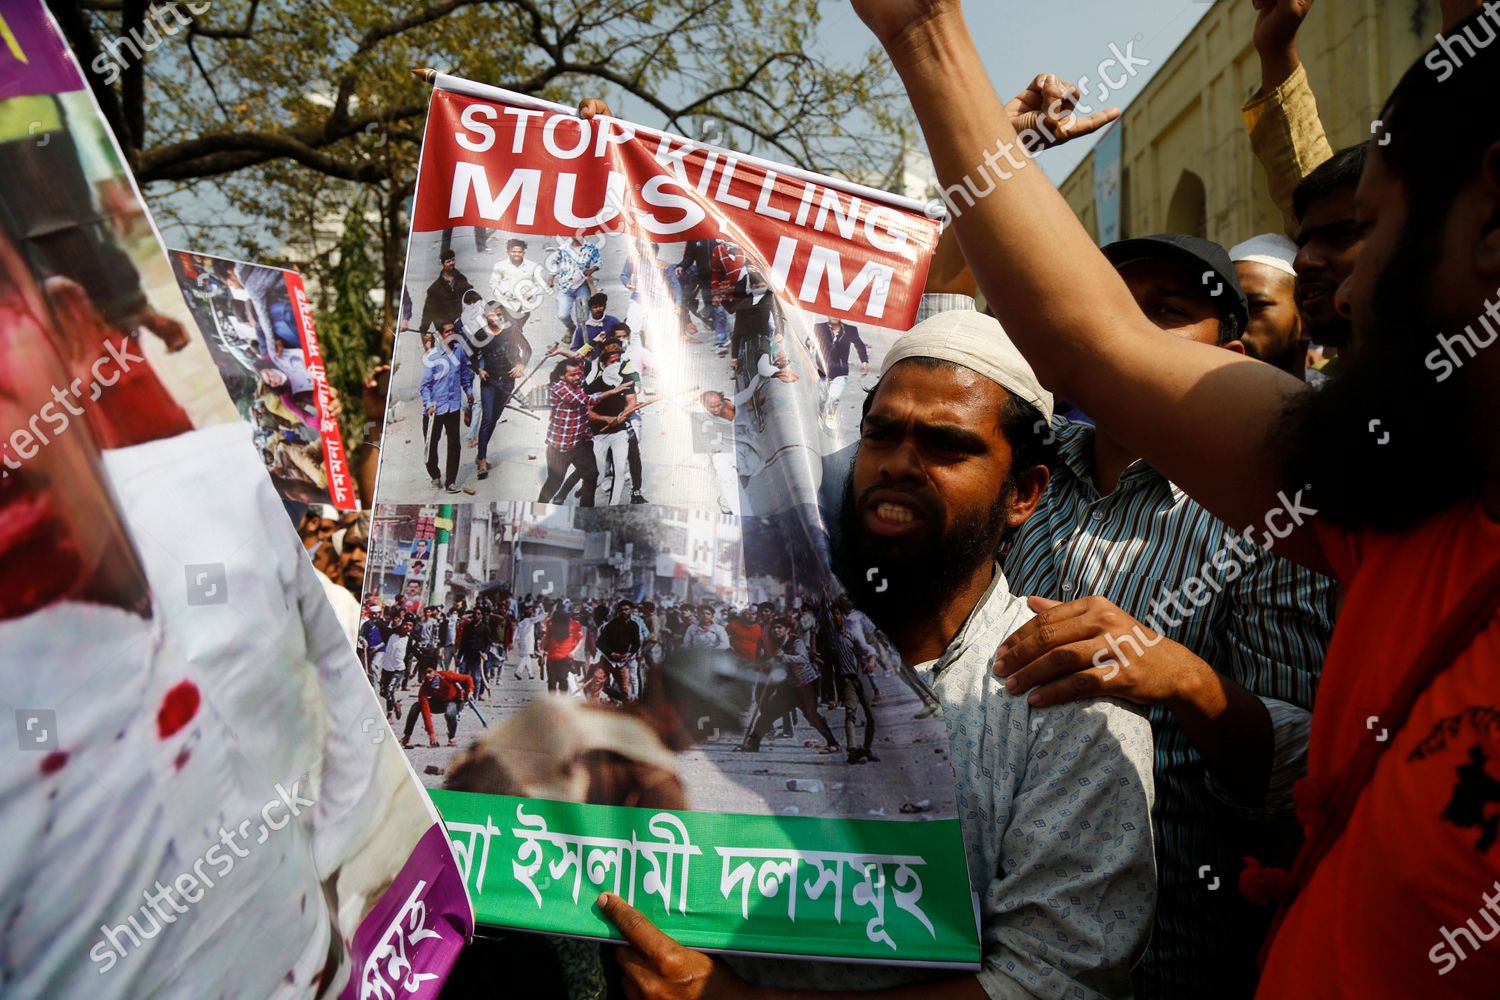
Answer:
[
  {"xmin": 1005, "ymin": 73, "xmax": 1121, "ymax": 152},
  {"xmin": 362, "ymin": 363, "xmax": 391, "ymax": 437},
  {"xmin": 1250, "ymin": 0, "xmax": 1316, "ymax": 95},
  {"xmin": 1252, "ymin": 0, "xmax": 1315, "ymax": 56},
  {"xmin": 578, "ymin": 98, "xmax": 614, "ymax": 120}
]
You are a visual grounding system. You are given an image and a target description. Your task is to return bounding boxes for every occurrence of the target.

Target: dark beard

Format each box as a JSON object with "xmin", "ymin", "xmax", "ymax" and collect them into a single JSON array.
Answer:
[
  {"xmin": 832, "ymin": 465, "xmax": 1012, "ymax": 630},
  {"xmin": 1275, "ymin": 208, "xmax": 1484, "ymax": 532}
]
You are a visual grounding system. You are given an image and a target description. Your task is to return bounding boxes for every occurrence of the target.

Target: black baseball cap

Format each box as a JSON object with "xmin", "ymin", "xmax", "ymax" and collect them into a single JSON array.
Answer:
[{"xmin": 1102, "ymin": 234, "xmax": 1249, "ymax": 337}]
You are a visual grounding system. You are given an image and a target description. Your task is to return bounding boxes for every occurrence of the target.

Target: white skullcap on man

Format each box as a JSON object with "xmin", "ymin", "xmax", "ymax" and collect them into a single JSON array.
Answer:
[
  {"xmin": 1229, "ymin": 233, "xmax": 1298, "ymax": 277},
  {"xmin": 881, "ymin": 310, "xmax": 1054, "ymax": 424}
]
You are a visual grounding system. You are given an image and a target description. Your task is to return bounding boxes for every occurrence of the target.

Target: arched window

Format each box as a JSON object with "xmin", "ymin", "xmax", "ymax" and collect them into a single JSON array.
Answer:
[{"xmin": 1165, "ymin": 170, "xmax": 1207, "ymax": 239}]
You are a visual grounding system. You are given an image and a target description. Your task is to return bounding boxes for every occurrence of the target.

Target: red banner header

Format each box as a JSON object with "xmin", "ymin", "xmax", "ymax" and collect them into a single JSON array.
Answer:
[{"xmin": 412, "ymin": 88, "xmax": 938, "ymax": 329}]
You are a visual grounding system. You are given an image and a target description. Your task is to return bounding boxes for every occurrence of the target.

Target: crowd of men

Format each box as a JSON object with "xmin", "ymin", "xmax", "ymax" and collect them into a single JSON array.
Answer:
[
  {"xmin": 408, "ymin": 225, "xmax": 874, "ymax": 509},
  {"xmin": 408, "ymin": 230, "xmax": 775, "ymax": 506},
  {"xmin": 358, "ymin": 584, "xmax": 947, "ymax": 766},
  {"xmin": 563, "ymin": 2, "xmax": 1500, "ymax": 999}
]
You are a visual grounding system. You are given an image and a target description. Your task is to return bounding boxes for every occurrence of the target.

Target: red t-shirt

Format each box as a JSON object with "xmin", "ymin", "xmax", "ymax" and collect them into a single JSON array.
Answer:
[
  {"xmin": 726, "ymin": 619, "xmax": 762, "ymax": 660},
  {"xmin": 543, "ymin": 620, "xmax": 583, "ymax": 661},
  {"xmin": 1258, "ymin": 500, "xmax": 1500, "ymax": 996}
]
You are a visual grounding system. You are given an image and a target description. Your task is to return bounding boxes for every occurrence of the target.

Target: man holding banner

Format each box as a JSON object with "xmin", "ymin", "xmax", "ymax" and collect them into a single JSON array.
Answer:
[
  {"xmin": 370, "ymin": 63, "xmax": 1142, "ymax": 989},
  {"xmin": 595, "ymin": 307, "xmax": 1157, "ymax": 998}
]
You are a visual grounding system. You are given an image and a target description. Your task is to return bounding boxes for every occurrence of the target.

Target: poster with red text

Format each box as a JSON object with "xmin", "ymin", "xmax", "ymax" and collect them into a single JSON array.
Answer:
[
  {"xmin": 364, "ymin": 76, "xmax": 986, "ymax": 970},
  {"xmin": 167, "ymin": 249, "xmax": 358, "ymax": 510}
]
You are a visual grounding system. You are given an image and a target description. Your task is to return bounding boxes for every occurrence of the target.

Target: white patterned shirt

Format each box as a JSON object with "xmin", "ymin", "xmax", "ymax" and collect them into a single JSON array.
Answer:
[{"xmin": 728, "ymin": 569, "xmax": 1157, "ymax": 998}]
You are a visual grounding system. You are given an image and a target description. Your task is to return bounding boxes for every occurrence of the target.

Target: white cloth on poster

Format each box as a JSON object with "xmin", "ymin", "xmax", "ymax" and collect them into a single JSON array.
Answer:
[{"xmin": 593, "ymin": 429, "xmax": 631, "ymax": 506}]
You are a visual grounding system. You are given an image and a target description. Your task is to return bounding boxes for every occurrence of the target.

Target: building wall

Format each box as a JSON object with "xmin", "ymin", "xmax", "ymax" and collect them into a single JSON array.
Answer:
[{"xmin": 1059, "ymin": 0, "xmax": 1445, "ymax": 247}]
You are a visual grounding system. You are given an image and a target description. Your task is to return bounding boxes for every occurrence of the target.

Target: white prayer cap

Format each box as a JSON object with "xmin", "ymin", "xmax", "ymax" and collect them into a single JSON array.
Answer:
[
  {"xmin": 881, "ymin": 310, "xmax": 1053, "ymax": 424},
  {"xmin": 1228, "ymin": 233, "xmax": 1298, "ymax": 277}
]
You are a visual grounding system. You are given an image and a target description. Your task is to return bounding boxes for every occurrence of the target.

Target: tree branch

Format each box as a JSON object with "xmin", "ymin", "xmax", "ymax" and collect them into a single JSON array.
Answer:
[
  {"xmin": 142, "ymin": 133, "xmax": 389, "ymax": 183},
  {"xmin": 139, "ymin": 105, "xmax": 427, "ymax": 181},
  {"xmin": 185, "ymin": 0, "xmax": 261, "ymax": 40},
  {"xmin": 329, "ymin": 0, "xmax": 552, "ymax": 130},
  {"xmin": 120, "ymin": 0, "xmax": 147, "ymax": 149}
]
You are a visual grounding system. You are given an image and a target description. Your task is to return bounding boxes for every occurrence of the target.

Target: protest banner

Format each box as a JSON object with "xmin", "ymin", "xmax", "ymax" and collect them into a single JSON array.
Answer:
[
  {"xmin": 0, "ymin": 5, "xmax": 468, "ymax": 996},
  {"xmin": 167, "ymin": 250, "xmax": 357, "ymax": 510},
  {"xmin": 363, "ymin": 74, "xmax": 982, "ymax": 968}
]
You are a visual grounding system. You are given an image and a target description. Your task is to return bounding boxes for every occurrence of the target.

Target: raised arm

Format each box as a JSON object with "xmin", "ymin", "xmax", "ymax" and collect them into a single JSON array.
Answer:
[
  {"xmin": 853, "ymin": 2, "xmax": 1325, "ymax": 571},
  {"xmin": 1242, "ymin": 0, "xmax": 1333, "ymax": 230}
]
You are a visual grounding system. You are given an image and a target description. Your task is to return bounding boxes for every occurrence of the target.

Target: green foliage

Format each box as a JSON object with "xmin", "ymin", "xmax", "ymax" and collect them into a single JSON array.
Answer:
[{"xmin": 313, "ymin": 198, "xmax": 384, "ymax": 445}]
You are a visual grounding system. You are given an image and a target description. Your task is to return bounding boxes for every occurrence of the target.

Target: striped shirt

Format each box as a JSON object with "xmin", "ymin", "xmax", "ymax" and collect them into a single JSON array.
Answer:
[{"xmin": 1002, "ymin": 416, "xmax": 1336, "ymax": 998}]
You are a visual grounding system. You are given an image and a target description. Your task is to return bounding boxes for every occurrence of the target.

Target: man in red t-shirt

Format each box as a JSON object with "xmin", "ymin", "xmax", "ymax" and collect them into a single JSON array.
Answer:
[
  {"xmin": 725, "ymin": 609, "xmax": 762, "ymax": 661},
  {"xmin": 401, "ymin": 662, "xmax": 473, "ymax": 748},
  {"xmin": 757, "ymin": 5, "xmax": 1500, "ymax": 998}
]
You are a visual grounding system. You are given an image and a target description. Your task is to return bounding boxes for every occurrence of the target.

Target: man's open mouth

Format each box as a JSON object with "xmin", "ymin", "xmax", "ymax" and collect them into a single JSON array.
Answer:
[
  {"xmin": 1298, "ymin": 282, "xmax": 1334, "ymax": 310},
  {"xmin": 876, "ymin": 501, "xmax": 916, "ymax": 523},
  {"xmin": 862, "ymin": 491, "xmax": 932, "ymax": 538}
]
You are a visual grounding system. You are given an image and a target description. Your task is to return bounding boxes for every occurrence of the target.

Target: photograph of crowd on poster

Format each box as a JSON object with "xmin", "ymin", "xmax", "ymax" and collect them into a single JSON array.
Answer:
[
  {"xmin": 358, "ymin": 495, "xmax": 986, "ymax": 966},
  {"xmin": 167, "ymin": 249, "xmax": 355, "ymax": 509},
  {"xmin": 360, "ymin": 501, "xmax": 955, "ymax": 819},
  {"xmin": 350, "ymin": 75, "xmax": 1001, "ymax": 967},
  {"xmin": 382, "ymin": 228, "xmax": 906, "ymax": 516}
]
